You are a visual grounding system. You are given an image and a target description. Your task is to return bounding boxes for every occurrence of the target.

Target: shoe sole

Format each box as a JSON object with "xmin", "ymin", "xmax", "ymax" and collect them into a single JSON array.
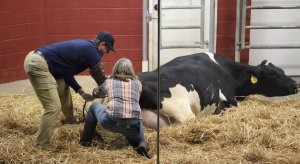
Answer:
[{"xmin": 136, "ymin": 146, "xmax": 151, "ymax": 159}]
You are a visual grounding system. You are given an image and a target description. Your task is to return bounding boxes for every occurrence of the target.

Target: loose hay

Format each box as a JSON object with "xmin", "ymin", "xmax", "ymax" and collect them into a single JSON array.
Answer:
[{"xmin": 0, "ymin": 93, "xmax": 300, "ymax": 163}]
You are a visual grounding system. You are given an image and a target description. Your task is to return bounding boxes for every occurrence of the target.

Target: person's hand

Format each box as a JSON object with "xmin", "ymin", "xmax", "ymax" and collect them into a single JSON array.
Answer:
[
  {"xmin": 80, "ymin": 92, "xmax": 94, "ymax": 101},
  {"xmin": 78, "ymin": 88, "xmax": 94, "ymax": 101}
]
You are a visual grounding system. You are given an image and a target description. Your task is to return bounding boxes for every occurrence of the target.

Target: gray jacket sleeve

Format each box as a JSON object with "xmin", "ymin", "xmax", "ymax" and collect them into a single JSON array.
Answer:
[
  {"xmin": 90, "ymin": 62, "xmax": 107, "ymax": 86},
  {"xmin": 92, "ymin": 81, "xmax": 108, "ymax": 98}
]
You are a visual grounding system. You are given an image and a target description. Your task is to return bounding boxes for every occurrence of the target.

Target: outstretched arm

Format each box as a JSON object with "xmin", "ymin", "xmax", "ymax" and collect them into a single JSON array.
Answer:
[{"xmin": 90, "ymin": 62, "xmax": 107, "ymax": 86}]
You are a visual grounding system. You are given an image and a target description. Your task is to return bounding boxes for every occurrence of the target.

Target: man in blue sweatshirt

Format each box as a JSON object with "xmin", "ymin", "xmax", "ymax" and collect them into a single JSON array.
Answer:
[{"xmin": 24, "ymin": 31, "xmax": 116, "ymax": 148}]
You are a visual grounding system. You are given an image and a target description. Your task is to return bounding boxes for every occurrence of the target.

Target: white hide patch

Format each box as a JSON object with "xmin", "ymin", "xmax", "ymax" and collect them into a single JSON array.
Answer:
[
  {"xmin": 160, "ymin": 84, "xmax": 225, "ymax": 124},
  {"xmin": 160, "ymin": 84, "xmax": 201, "ymax": 123},
  {"xmin": 205, "ymin": 52, "xmax": 219, "ymax": 65},
  {"xmin": 201, "ymin": 104, "xmax": 218, "ymax": 115},
  {"xmin": 219, "ymin": 89, "xmax": 227, "ymax": 101}
]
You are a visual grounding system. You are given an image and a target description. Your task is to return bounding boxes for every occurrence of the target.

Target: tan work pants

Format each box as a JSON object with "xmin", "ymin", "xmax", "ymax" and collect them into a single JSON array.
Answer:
[{"xmin": 24, "ymin": 51, "xmax": 75, "ymax": 146}]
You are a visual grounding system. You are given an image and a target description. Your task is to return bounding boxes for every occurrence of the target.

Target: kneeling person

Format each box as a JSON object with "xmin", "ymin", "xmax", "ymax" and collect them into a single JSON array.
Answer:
[{"xmin": 79, "ymin": 58, "xmax": 151, "ymax": 159}]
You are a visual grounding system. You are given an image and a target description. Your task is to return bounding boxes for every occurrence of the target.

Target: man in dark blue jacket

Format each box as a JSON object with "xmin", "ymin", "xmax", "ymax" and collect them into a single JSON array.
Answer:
[{"xmin": 24, "ymin": 31, "xmax": 116, "ymax": 148}]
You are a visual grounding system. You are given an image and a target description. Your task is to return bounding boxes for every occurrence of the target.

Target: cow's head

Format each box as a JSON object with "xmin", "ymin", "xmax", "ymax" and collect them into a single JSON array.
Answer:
[{"xmin": 245, "ymin": 60, "xmax": 298, "ymax": 97}]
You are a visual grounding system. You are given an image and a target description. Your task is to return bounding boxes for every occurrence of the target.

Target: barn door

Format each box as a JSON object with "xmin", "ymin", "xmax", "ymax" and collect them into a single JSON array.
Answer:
[
  {"xmin": 235, "ymin": 0, "xmax": 300, "ymax": 76},
  {"xmin": 146, "ymin": 0, "xmax": 216, "ymax": 71}
]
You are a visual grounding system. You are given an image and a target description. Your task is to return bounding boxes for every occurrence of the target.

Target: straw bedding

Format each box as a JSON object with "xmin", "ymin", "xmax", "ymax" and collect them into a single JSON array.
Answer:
[{"xmin": 0, "ymin": 92, "xmax": 299, "ymax": 163}]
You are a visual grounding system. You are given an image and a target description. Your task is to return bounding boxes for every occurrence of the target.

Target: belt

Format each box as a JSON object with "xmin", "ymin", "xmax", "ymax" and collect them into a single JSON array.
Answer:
[{"xmin": 34, "ymin": 50, "xmax": 44, "ymax": 58}]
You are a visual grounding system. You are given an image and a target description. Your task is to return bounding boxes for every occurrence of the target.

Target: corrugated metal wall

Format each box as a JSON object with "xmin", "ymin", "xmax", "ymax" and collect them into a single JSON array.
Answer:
[{"xmin": 0, "ymin": 0, "xmax": 142, "ymax": 83}]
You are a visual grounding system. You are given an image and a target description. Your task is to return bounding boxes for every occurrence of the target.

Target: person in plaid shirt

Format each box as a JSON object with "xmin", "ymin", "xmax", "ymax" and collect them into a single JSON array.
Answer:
[{"xmin": 79, "ymin": 58, "xmax": 151, "ymax": 159}]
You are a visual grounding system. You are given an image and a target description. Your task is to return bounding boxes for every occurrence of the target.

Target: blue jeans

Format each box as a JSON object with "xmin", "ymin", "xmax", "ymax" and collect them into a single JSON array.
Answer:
[{"xmin": 86, "ymin": 103, "xmax": 145, "ymax": 147}]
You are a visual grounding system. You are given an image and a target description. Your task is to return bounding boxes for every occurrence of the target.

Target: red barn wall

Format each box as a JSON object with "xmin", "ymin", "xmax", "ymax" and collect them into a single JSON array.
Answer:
[
  {"xmin": 1, "ymin": 0, "xmax": 251, "ymax": 84},
  {"xmin": 216, "ymin": 0, "xmax": 250, "ymax": 63},
  {"xmin": 0, "ymin": 0, "xmax": 142, "ymax": 84},
  {"xmin": 0, "ymin": 0, "xmax": 46, "ymax": 83}
]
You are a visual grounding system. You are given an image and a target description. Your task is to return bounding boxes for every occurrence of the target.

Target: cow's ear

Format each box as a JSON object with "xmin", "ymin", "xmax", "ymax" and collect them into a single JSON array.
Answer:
[{"xmin": 260, "ymin": 60, "xmax": 269, "ymax": 66}]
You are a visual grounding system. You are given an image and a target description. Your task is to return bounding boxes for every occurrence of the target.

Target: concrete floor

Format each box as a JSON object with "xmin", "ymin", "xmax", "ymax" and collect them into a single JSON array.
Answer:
[
  {"xmin": 292, "ymin": 76, "xmax": 300, "ymax": 84},
  {"xmin": 0, "ymin": 76, "xmax": 97, "ymax": 95}
]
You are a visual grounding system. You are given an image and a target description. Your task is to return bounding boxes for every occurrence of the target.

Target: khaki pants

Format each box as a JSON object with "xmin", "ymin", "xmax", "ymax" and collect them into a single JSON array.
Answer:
[{"xmin": 24, "ymin": 51, "xmax": 75, "ymax": 146}]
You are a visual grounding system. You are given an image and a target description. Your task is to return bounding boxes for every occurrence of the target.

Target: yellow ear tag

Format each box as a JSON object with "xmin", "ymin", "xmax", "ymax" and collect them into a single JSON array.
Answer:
[{"xmin": 251, "ymin": 75, "xmax": 258, "ymax": 84}]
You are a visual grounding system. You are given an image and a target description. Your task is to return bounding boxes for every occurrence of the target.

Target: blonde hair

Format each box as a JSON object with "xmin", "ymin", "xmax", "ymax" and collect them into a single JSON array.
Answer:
[{"xmin": 111, "ymin": 58, "xmax": 137, "ymax": 81}]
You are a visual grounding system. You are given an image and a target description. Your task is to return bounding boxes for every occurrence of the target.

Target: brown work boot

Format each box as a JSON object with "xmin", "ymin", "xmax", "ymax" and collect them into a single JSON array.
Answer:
[
  {"xmin": 135, "ymin": 141, "xmax": 151, "ymax": 159},
  {"xmin": 35, "ymin": 142, "xmax": 55, "ymax": 151},
  {"xmin": 61, "ymin": 118, "xmax": 79, "ymax": 125},
  {"xmin": 79, "ymin": 122, "xmax": 97, "ymax": 147}
]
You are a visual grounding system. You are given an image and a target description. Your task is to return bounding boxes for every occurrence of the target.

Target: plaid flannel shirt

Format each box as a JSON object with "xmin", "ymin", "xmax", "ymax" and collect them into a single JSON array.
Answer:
[{"xmin": 92, "ymin": 78, "xmax": 142, "ymax": 119}]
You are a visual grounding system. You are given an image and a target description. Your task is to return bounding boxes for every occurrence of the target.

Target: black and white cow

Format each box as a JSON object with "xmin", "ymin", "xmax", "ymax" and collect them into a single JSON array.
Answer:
[{"xmin": 138, "ymin": 52, "xmax": 298, "ymax": 130}]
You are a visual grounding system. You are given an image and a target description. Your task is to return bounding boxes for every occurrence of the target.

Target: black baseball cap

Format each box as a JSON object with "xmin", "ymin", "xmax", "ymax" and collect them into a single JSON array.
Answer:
[{"xmin": 96, "ymin": 31, "xmax": 116, "ymax": 53}]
